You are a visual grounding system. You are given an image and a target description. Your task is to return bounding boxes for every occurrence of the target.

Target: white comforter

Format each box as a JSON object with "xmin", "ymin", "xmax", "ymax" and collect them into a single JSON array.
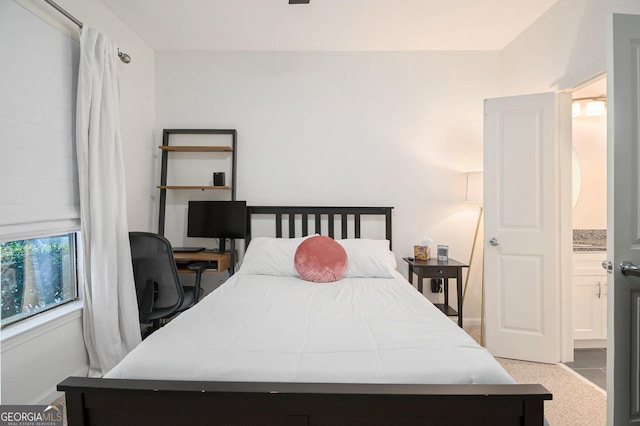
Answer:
[{"xmin": 106, "ymin": 271, "xmax": 514, "ymax": 385}]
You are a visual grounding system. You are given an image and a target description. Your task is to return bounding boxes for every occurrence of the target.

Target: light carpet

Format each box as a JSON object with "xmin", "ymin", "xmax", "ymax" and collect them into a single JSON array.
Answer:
[{"xmin": 465, "ymin": 326, "xmax": 607, "ymax": 426}]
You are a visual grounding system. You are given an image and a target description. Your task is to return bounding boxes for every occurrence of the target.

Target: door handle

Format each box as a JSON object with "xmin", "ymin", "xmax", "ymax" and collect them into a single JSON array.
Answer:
[
  {"xmin": 620, "ymin": 261, "xmax": 640, "ymax": 277},
  {"xmin": 489, "ymin": 238, "xmax": 500, "ymax": 246},
  {"xmin": 602, "ymin": 260, "xmax": 612, "ymax": 273}
]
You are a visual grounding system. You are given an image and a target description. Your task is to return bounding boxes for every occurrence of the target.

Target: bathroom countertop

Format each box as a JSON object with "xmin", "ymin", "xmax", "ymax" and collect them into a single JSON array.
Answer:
[{"xmin": 573, "ymin": 229, "xmax": 606, "ymax": 252}]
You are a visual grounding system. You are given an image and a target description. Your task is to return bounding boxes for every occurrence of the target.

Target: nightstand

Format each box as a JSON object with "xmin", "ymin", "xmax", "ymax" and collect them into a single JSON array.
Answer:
[{"xmin": 403, "ymin": 257, "xmax": 468, "ymax": 327}]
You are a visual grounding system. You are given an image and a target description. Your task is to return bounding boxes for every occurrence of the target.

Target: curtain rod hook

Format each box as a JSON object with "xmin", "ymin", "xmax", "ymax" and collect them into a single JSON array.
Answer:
[{"xmin": 117, "ymin": 49, "xmax": 132, "ymax": 64}]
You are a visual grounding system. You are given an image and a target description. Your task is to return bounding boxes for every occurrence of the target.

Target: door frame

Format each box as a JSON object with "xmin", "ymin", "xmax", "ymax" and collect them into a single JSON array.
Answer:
[
  {"xmin": 557, "ymin": 71, "xmax": 608, "ymax": 363},
  {"xmin": 483, "ymin": 74, "xmax": 605, "ymax": 364},
  {"xmin": 560, "ymin": 92, "xmax": 575, "ymax": 364}
]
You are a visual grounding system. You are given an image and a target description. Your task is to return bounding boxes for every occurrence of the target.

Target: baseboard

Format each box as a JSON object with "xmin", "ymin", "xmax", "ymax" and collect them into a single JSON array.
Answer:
[
  {"xmin": 31, "ymin": 366, "xmax": 88, "ymax": 405},
  {"xmin": 574, "ymin": 339, "xmax": 606, "ymax": 349},
  {"xmin": 461, "ymin": 318, "xmax": 481, "ymax": 327}
]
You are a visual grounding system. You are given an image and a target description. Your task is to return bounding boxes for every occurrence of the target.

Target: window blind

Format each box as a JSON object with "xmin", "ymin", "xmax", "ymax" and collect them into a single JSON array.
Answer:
[{"xmin": 0, "ymin": 1, "xmax": 80, "ymax": 242}]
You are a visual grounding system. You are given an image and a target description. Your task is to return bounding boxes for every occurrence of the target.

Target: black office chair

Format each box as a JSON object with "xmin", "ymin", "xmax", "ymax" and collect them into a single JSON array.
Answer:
[{"xmin": 129, "ymin": 232, "xmax": 207, "ymax": 334}]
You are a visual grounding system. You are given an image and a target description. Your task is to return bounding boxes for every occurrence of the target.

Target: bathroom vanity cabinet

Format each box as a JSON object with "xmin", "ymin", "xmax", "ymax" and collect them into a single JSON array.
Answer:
[{"xmin": 572, "ymin": 252, "xmax": 607, "ymax": 344}]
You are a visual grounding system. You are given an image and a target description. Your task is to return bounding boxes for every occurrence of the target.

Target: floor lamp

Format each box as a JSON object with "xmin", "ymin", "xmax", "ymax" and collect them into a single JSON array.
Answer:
[{"xmin": 461, "ymin": 172, "xmax": 484, "ymax": 345}]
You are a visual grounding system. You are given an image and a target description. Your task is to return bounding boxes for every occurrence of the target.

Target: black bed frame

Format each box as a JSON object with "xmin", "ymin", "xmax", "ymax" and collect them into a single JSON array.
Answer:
[
  {"xmin": 245, "ymin": 206, "xmax": 394, "ymax": 247},
  {"xmin": 58, "ymin": 206, "xmax": 551, "ymax": 425}
]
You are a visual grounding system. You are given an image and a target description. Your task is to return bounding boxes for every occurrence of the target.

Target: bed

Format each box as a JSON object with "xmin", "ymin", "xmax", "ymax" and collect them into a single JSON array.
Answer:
[{"xmin": 58, "ymin": 206, "xmax": 551, "ymax": 425}]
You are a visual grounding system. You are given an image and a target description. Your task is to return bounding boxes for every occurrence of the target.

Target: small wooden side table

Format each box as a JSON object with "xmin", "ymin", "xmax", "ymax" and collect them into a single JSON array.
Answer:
[{"xmin": 403, "ymin": 257, "xmax": 468, "ymax": 327}]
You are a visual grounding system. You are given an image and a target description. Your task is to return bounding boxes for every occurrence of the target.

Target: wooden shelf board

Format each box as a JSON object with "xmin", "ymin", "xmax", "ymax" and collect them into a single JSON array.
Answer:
[
  {"xmin": 174, "ymin": 252, "xmax": 231, "ymax": 274},
  {"xmin": 159, "ymin": 146, "xmax": 233, "ymax": 152},
  {"xmin": 433, "ymin": 303, "xmax": 458, "ymax": 317},
  {"xmin": 157, "ymin": 185, "xmax": 232, "ymax": 190},
  {"xmin": 177, "ymin": 268, "xmax": 224, "ymax": 274}
]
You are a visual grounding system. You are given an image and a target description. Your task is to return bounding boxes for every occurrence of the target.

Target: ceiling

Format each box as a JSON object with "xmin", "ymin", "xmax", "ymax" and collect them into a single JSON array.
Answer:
[{"xmin": 98, "ymin": 0, "xmax": 561, "ymax": 51}]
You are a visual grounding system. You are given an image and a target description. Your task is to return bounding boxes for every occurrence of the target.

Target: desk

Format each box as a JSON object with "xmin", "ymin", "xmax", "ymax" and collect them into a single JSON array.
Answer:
[
  {"xmin": 403, "ymin": 257, "xmax": 468, "ymax": 327},
  {"xmin": 173, "ymin": 251, "xmax": 231, "ymax": 274}
]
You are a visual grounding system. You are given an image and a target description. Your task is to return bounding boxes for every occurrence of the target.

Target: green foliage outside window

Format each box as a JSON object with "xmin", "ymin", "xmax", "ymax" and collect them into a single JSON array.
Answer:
[{"xmin": 0, "ymin": 234, "xmax": 78, "ymax": 327}]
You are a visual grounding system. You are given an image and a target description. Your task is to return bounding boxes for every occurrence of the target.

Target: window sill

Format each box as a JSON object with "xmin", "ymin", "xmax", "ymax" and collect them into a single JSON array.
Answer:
[{"xmin": 1, "ymin": 300, "xmax": 83, "ymax": 350}]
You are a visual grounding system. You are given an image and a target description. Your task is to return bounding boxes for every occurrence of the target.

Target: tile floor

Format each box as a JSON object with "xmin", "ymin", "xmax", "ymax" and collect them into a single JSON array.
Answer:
[{"xmin": 564, "ymin": 348, "xmax": 607, "ymax": 390}]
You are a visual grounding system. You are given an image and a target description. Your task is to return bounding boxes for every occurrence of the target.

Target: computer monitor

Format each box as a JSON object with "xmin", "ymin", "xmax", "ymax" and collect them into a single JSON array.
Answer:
[{"xmin": 187, "ymin": 201, "xmax": 247, "ymax": 252}]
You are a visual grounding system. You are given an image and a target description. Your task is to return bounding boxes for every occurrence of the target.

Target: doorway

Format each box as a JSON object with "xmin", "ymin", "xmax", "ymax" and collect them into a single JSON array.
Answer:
[{"xmin": 567, "ymin": 77, "xmax": 607, "ymax": 390}]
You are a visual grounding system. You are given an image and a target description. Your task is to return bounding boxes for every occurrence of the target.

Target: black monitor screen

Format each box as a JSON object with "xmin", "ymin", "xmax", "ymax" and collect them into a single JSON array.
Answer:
[{"xmin": 187, "ymin": 201, "xmax": 247, "ymax": 239}]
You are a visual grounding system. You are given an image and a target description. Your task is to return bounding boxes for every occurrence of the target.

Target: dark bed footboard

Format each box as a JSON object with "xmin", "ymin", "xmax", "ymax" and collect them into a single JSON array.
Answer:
[{"xmin": 58, "ymin": 377, "xmax": 551, "ymax": 426}]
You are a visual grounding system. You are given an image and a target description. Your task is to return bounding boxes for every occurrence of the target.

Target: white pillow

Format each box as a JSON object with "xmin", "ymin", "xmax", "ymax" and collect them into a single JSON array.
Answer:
[
  {"xmin": 240, "ymin": 236, "xmax": 312, "ymax": 276},
  {"xmin": 336, "ymin": 239, "xmax": 397, "ymax": 278}
]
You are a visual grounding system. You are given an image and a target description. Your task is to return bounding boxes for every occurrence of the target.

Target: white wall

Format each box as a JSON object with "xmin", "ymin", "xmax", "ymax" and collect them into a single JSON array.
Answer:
[
  {"xmin": 501, "ymin": 0, "xmax": 640, "ymax": 95},
  {"xmin": 1, "ymin": 308, "xmax": 87, "ymax": 405},
  {"xmin": 1, "ymin": 0, "xmax": 155, "ymax": 405},
  {"xmin": 156, "ymin": 50, "xmax": 500, "ymax": 319}
]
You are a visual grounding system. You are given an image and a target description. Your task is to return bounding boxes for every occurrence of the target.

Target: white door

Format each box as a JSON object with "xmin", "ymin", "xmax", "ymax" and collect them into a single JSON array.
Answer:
[
  {"xmin": 484, "ymin": 92, "xmax": 571, "ymax": 363},
  {"xmin": 606, "ymin": 13, "xmax": 640, "ymax": 425}
]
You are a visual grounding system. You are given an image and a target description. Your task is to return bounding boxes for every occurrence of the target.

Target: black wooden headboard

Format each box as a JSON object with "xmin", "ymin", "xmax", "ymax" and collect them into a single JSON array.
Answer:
[{"xmin": 245, "ymin": 206, "xmax": 393, "ymax": 249}]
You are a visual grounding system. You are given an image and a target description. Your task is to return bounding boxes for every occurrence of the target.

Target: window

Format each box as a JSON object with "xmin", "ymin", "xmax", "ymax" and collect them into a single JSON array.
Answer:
[
  {"xmin": 0, "ymin": 4, "xmax": 82, "ymax": 327},
  {"xmin": 1, "ymin": 233, "xmax": 78, "ymax": 327}
]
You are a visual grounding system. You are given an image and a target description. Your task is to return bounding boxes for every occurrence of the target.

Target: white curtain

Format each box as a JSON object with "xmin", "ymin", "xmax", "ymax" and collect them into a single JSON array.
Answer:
[{"xmin": 76, "ymin": 27, "xmax": 141, "ymax": 377}]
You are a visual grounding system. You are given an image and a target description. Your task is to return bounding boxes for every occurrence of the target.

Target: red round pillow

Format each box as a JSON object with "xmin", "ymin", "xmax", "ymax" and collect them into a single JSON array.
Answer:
[{"xmin": 294, "ymin": 235, "xmax": 348, "ymax": 283}]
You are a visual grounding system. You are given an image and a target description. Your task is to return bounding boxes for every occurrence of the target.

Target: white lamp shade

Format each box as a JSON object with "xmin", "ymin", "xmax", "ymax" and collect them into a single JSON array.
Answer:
[{"xmin": 465, "ymin": 171, "xmax": 483, "ymax": 204}]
